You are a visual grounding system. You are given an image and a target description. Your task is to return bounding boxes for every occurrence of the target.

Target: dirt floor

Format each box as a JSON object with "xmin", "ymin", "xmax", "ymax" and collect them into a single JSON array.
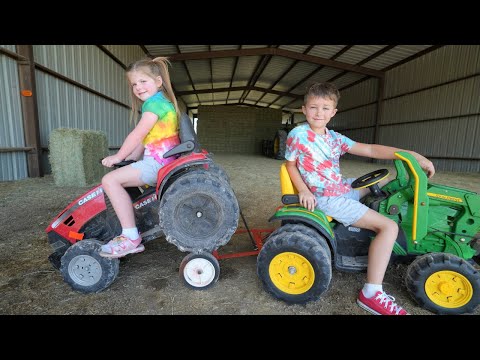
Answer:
[{"xmin": 1, "ymin": 153, "xmax": 479, "ymax": 315}]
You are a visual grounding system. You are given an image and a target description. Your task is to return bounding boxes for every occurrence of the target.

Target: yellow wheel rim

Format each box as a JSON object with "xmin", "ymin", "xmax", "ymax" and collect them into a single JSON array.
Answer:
[
  {"xmin": 273, "ymin": 137, "xmax": 279, "ymax": 154},
  {"xmin": 425, "ymin": 270, "xmax": 473, "ymax": 308},
  {"xmin": 269, "ymin": 252, "xmax": 315, "ymax": 295}
]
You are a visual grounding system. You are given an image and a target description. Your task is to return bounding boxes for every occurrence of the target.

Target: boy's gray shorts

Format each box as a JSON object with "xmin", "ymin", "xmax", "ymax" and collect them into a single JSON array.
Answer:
[
  {"xmin": 314, "ymin": 178, "xmax": 369, "ymax": 227},
  {"xmin": 131, "ymin": 157, "xmax": 165, "ymax": 186}
]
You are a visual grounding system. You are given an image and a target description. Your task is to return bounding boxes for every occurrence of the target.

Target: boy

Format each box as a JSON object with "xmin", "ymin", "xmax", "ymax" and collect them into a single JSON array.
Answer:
[{"xmin": 285, "ymin": 82, "xmax": 435, "ymax": 315}]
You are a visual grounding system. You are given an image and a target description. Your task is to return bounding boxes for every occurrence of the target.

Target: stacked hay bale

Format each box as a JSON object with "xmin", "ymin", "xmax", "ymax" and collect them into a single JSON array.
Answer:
[{"xmin": 49, "ymin": 128, "xmax": 109, "ymax": 186}]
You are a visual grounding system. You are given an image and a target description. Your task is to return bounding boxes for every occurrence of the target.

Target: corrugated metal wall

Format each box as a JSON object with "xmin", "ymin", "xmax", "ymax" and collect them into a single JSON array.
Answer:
[
  {"xmin": 0, "ymin": 45, "xmax": 28, "ymax": 181},
  {"xmin": 337, "ymin": 45, "xmax": 480, "ymax": 171},
  {"xmin": 102, "ymin": 45, "xmax": 146, "ymax": 68},
  {"xmin": 1, "ymin": 45, "xmax": 146, "ymax": 180}
]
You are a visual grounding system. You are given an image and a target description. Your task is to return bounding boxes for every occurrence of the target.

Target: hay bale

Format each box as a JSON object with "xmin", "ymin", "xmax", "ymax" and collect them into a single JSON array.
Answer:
[{"xmin": 49, "ymin": 128, "xmax": 109, "ymax": 186}]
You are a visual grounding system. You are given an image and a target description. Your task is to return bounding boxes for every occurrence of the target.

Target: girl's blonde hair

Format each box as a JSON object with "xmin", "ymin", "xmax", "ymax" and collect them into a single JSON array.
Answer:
[{"xmin": 126, "ymin": 57, "xmax": 179, "ymax": 124}]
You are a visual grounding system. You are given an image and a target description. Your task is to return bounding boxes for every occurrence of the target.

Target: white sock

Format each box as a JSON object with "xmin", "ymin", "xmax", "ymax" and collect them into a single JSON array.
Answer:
[
  {"xmin": 122, "ymin": 227, "xmax": 140, "ymax": 241},
  {"xmin": 362, "ymin": 283, "xmax": 383, "ymax": 298}
]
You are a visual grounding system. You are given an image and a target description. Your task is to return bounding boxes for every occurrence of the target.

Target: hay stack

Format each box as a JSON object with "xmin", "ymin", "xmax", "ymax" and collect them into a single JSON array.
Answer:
[{"xmin": 49, "ymin": 128, "xmax": 109, "ymax": 186}]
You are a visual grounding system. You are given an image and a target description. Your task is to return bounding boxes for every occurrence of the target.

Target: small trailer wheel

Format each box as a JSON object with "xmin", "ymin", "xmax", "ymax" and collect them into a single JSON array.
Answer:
[{"xmin": 179, "ymin": 252, "xmax": 220, "ymax": 290}]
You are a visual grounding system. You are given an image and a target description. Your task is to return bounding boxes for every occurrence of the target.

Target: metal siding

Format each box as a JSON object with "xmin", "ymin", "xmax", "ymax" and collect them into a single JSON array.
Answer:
[
  {"xmin": 210, "ymin": 45, "xmax": 239, "ymax": 51},
  {"xmin": 291, "ymin": 67, "xmax": 343, "ymax": 92},
  {"xmin": 378, "ymin": 116, "xmax": 480, "ymax": 172},
  {"xmin": 245, "ymin": 90, "xmax": 263, "ymax": 102},
  {"xmin": 102, "ymin": 45, "xmax": 146, "ymax": 67},
  {"xmin": 261, "ymin": 93, "xmax": 282, "ymax": 104},
  {"xmin": 187, "ymin": 59, "xmax": 212, "ymax": 85},
  {"xmin": 241, "ymin": 45, "xmax": 267, "ymax": 49},
  {"xmin": 332, "ymin": 103, "xmax": 377, "ymax": 129},
  {"xmin": 213, "ymin": 91, "xmax": 229, "ymax": 103},
  {"xmin": 308, "ymin": 45, "xmax": 347, "ymax": 58},
  {"xmin": 258, "ymin": 57, "xmax": 295, "ymax": 87},
  {"xmin": 35, "ymin": 71, "xmax": 132, "ymax": 163},
  {"xmin": 274, "ymin": 61, "xmax": 318, "ymax": 92},
  {"xmin": 144, "ymin": 45, "xmax": 177, "ymax": 55},
  {"xmin": 212, "ymin": 58, "xmax": 235, "ymax": 84},
  {"xmin": 340, "ymin": 77, "xmax": 378, "ymax": 109},
  {"xmin": 235, "ymin": 56, "xmax": 261, "ymax": 80},
  {"xmin": 335, "ymin": 45, "xmax": 385, "ymax": 64},
  {"xmin": 1, "ymin": 45, "xmax": 16, "ymax": 51},
  {"xmin": 178, "ymin": 45, "xmax": 209, "ymax": 53},
  {"xmin": 382, "ymin": 76, "xmax": 480, "ymax": 124},
  {"xmin": 364, "ymin": 45, "xmax": 431, "ymax": 70},
  {"xmin": 212, "ymin": 82, "xmax": 231, "ymax": 89},
  {"xmin": 171, "ymin": 63, "xmax": 192, "ymax": 90},
  {"xmin": 333, "ymin": 72, "xmax": 365, "ymax": 89},
  {"xmin": 279, "ymin": 45, "xmax": 311, "ymax": 53},
  {"xmin": 385, "ymin": 45, "xmax": 480, "ymax": 98},
  {"xmin": 0, "ymin": 49, "xmax": 29, "ymax": 180},
  {"xmin": 340, "ymin": 128, "xmax": 375, "ymax": 145},
  {"xmin": 284, "ymin": 99, "xmax": 303, "ymax": 109},
  {"xmin": 33, "ymin": 45, "xmax": 130, "ymax": 105}
]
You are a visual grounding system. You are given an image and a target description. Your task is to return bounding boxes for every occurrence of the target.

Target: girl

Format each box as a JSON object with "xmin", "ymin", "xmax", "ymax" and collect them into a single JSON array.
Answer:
[{"xmin": 99, "ymin": 57, "xmax": 180, "ymax": 258}]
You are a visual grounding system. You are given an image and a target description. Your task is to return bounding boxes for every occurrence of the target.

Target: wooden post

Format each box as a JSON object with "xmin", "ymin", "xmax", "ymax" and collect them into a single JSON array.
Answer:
[{"xmin": 16, "ymin": 45, "xmax": 43, "ymax": 177}]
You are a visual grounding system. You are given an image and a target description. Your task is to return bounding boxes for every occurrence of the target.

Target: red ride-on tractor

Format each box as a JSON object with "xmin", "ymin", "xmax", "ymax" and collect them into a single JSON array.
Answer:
[{"xmin": 46, "ymin": 114, "xmax": 239, "ymax": 293}]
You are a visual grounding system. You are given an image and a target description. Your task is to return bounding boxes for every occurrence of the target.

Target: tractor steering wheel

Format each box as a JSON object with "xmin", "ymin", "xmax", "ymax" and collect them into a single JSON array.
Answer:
[{"xmin": 351, "ymin": 169, "xmax": 389, "ymax": 197}]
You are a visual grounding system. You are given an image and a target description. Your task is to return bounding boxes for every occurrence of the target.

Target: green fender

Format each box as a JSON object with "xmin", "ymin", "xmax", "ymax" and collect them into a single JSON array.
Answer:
[{"xmin": 269, "ymin": 205, "xmax": 335, "ymax": 245}]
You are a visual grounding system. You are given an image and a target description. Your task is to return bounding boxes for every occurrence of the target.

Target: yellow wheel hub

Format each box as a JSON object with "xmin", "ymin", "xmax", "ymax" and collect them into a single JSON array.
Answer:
[
  {"xmin": 425, "ymin": 270, "xmax": 473, "ymax": 308},
  {"xmin": 269, "ymin": 252, "xmax": 315, "ymax": 295},
  {"xmin": 273, "ymin": 138, "xmax": 279, "ymax": 154}
]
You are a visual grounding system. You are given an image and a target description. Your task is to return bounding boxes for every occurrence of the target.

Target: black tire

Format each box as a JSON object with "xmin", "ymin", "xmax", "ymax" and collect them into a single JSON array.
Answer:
[
  {"xmin": 262, "ymin": 139, "xmax": 274, "ymax": 157},
  {"xmin": 267, "ymin": 223, "xmax": 332, "ymax": 261},
  {"xmin": 257, "ymin": 226, "xmax": 332, "ymax": 304},
  {"xmin": 405, "ymin": 253, "xmax": 480, "ymax": 314},
  {"xmin": 159, "ymin": 172, "xmax": 239, "ymax": 253},
  {"xmin": 273, "ymin": 129, "xmax": 287, "ymax": 160},
  {"xmin": 179, "ymin": 252, "xmax": 220, "ymax": 290},
  {"xmin": 205, "ymin": 162, "xmax": 230, "ymax": 184},
  {"xmin": 60, "ymin": 239, "xmax": 119, "ymax": 293}
]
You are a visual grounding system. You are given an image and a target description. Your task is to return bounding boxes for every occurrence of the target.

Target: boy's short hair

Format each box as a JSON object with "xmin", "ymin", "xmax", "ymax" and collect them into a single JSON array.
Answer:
[{"xmin": 304, "ymin": 82, "xmax": 340, "ymax": 106}]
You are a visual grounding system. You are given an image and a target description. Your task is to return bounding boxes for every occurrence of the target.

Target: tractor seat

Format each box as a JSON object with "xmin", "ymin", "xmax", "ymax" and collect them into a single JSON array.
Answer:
[
  {"xmin": 163, "ymin": 113, "xmax": 201, "ymax": 158},
  {"xmin": 280, "ymin": 163, "xmax": 332, "ymax": 222}
]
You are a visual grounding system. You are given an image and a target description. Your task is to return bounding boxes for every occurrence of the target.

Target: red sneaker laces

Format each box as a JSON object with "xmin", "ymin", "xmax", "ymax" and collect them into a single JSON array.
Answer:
[{"xmin": 375, "ymin": 292, "xmax": 404, "ymax": 315}]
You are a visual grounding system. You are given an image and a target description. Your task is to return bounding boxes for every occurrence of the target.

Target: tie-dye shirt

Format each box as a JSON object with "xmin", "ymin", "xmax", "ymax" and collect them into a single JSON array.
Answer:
[
  {"xmin": 141, "ymin": 92, "xmax": 180, "ymax": 165},
  {"xmin": 285, "ymin": 124, "xmax": 356, "ymax": 197}
]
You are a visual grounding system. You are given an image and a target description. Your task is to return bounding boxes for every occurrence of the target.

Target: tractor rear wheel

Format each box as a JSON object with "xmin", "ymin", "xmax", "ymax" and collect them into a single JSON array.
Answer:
[
  {"xmin": 405, "ymin": 252, "xmax": 480, "ymax": 314},
  {"xmin": 257, "ymin": 225, "xmax": 332, "ymax": 304},
  {"xmin": 273, "ymin": 130, "xmax": 287, "ymax": 160},
  {"xmin": 159, "ymin": 171, "xmax": 239, "ymax": 253}
]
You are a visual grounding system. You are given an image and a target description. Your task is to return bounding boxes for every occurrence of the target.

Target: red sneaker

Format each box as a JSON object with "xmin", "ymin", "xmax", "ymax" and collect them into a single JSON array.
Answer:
[{"xmin": 357, "ymin": 290, "xmax": 409, "ymax": 315}]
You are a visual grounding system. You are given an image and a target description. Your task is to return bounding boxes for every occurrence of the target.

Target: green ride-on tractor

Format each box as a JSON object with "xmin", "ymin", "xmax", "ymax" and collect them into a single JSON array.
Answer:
[{"xmin": 257, "ymin": 151, "xmax": 480, "ymax": 314}]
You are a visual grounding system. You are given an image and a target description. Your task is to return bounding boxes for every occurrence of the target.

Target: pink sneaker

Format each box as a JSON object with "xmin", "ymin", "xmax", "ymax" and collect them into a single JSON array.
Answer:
[
  {"xmin": 99, "ymin": 235, "xmax": 144, "ymax": 258},
  {"xmin": 357, "ymin": 290, "xmax": 409, "ymax": 315}
]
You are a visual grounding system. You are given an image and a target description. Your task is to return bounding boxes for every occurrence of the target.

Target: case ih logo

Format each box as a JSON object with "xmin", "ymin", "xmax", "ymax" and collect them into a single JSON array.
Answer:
[
  {"xmin": 78, "ymin": 188, "xmax": 103, "ymax": 206},
  {"xmin": 134, "ymin": 194, "xmax": 157, "ymax": 209}
]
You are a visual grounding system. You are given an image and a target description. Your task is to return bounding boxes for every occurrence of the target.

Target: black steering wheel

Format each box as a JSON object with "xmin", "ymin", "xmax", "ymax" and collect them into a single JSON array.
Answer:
[
  {"xmin": 351, "ymin": 169, "xmax": 389, "ymax": 197},
  {"xmin": 99, "ymin": 159, "xmax": 136, "ymax": 168}
]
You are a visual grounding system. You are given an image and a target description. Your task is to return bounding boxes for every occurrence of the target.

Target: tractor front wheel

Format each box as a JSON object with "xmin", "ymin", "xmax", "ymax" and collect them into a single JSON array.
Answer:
[
  {"xmin": 405, "ymin": 253, "xmax": 480, "ymax": 314},
  {"xmin": 60, "ymin": 239, "xmax": 119, "ymax": 293},
  {"xmin": 257, "ymin": 225, "xmax": 332, "ymax": 304}
]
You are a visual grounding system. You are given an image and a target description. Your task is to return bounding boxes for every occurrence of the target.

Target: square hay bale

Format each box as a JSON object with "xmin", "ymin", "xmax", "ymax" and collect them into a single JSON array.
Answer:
[{"xmin": 49, "ymin": 128, "xmax": 109, "ymax": 186}]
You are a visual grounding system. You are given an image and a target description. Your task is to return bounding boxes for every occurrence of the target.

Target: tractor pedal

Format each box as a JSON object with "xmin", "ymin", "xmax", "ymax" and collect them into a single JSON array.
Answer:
[{"xmin": 334, "ymin": 255, "xmax": 368, "ymax": 272}]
